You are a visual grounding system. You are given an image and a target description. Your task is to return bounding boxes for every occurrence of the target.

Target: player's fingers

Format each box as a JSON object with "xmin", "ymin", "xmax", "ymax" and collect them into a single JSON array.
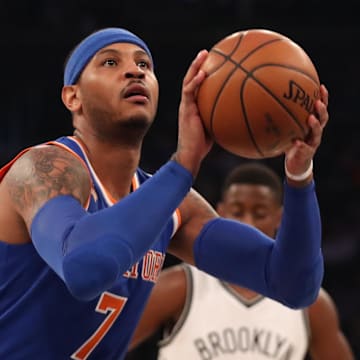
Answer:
[
  {"xmin": 183, "ymin": 70, "xmax": 206, "ymax": 98},
  {"xmin": 183, "ymin": 50, "xmax": 208, "ymax": 87},
  {"xmin": 319, "ymin": 84, "xmax": 329, "ymax": 107},
  {"xmin": 306, "ymin": 114, "xmax": 323, "ymax": 147},
  {"xmin": 314, "ymin": 98, "xmax": 329, "ymax": 129}
]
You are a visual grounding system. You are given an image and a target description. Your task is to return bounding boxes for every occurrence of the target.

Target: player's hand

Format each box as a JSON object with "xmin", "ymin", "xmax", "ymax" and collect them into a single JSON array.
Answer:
[
  {"xmin": 174, "ymin": 50, "xmax": 214, "ymax": 177},
  {"xmin": 284, "ymin": 84, "xmax": 329, "ymax": 184}
]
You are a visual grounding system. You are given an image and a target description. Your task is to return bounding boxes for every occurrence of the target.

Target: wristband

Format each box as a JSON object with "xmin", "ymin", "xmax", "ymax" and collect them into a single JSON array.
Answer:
[{"xmin": 285, "ymin": 159, "xmax": 313, "ymax": 181}]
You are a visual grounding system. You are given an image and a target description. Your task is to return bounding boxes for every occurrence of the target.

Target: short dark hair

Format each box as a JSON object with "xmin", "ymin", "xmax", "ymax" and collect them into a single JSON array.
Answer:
[{"xmin": 221, "ymin": 162, "xmax": 283, "ymax": 205}]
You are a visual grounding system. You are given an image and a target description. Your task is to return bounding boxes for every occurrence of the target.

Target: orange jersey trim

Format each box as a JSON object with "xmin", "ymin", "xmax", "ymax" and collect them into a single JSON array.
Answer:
[{"xmin": 0, "ymin": 148, "xmax": 31, "ymax": 182}]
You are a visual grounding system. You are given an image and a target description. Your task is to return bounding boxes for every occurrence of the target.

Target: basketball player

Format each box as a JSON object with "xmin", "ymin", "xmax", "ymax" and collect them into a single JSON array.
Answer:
[
  {"xmin": 0, "ymin": 27, "xmax": 329, "ymax": 359},
  {"xmin": 128, "ymin": 163, "xmax": 354, "ymax": 360}
]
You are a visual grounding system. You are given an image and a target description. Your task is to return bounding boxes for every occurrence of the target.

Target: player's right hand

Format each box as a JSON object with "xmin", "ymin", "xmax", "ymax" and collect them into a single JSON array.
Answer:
[{"xmin": 174, "ymin": 50, "xmax": 214, "ymax": 177}]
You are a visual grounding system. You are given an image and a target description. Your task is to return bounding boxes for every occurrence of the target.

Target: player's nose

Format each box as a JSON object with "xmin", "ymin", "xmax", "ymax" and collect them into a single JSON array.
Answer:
[
  {"xmin": 239, "ymin": 214, "xmax": 255, "ymax": 227},
  {"xmin": 124, "ymin": 62, "xmax": 145, "ymax": 79}
]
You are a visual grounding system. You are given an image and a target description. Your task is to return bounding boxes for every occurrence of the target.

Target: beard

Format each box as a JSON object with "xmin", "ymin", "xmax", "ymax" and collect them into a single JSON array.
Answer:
[
  {"xmin": 120, "ymin": 115, "xmax": 150, "ymax": 131},
  {"xmin": 79, "ymin": 94, "xmax": 156, "ymax": 147},
  {"xmin": 116, "ymin": 115, "xmax": 152, "ymax": 145},
  {"xmin": 91, "ymin": 111, "xmax": 153, "ymax": 147}
]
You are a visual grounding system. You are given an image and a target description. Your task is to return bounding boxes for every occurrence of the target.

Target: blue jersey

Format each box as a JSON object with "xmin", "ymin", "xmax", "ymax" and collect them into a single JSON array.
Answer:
[{"xmin": 0, "ymin": 136, "xmax": 181, "ymax": 360}]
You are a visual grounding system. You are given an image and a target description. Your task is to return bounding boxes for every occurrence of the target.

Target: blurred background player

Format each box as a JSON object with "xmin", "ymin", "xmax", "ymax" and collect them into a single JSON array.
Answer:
[{"xmin": 127, "ymin": 162, "xmax": 354, "ymax": 360}]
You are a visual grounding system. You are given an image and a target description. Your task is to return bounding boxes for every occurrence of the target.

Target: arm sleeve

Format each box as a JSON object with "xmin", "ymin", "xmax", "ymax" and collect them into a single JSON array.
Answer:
[
  {"xmin": 193, "ymin": 180, "xmax": 323, "ymax": 309},
  {"xmin": 31, "ymin": 160, "xmax": 193, "ymax": 301}
]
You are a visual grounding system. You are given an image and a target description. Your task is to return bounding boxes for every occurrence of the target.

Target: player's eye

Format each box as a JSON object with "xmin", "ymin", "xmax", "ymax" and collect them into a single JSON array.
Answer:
[
  {"xmin": 228, "ymin": 209, "xmax": 243, "ymax": 219},
  {"xmin": 232, "ymin": 211, "xmax": 243, "ymax": 218},
  {"xmin": 254, "ymin": 211, "xmax": 268, "ymax": 220},
  {"xmin": 103, "ymin": 59, "xmax": 118, "ymax": 67},
  {"xmin": 137, "ymin": 60, "xmax": 150, "ymax": 70}
]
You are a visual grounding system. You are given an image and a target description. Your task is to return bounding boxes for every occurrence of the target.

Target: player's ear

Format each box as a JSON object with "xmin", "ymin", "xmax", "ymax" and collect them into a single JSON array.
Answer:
[{"xmin": 62, "ymin": 85, "xmax": 81, "ymax": 112}]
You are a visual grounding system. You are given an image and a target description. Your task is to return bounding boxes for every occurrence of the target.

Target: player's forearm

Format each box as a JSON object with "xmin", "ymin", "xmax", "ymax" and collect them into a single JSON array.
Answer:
[
  {"xmin": 271, "ymin": 180, "xmax": 323, "ymax": 308},
  {"xmin": 193, "ymin": 181, "xmax": 323, "ymax": 308},
  {"xmin": 31, "ymin": 160, "xmax": 193, "ymax": 301},
  {"xmin": 171, "ymin": 150, "xmax": 202, "ymax": 179}
]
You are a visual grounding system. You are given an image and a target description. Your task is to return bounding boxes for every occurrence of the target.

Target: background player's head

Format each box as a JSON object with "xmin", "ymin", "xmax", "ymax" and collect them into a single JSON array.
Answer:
[
  {"xmin": 61, "ymin": 27, "xmax": 158, "ymax": 141},
  {"xmin": 216, "ymin": 162, "xmax": 283, "ymax": 238}
]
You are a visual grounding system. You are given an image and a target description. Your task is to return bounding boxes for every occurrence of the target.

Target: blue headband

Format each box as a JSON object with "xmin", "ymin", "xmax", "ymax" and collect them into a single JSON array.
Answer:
[{"xmin": 63, "ymin": 28, "xmax": 153, "ymax": 85}]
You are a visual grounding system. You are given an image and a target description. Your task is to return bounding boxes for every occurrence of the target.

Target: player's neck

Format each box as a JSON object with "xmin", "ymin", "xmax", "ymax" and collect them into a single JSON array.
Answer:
[{"xmin": 74, "ymin": 133, "xmax": 141, "ymax": 201}]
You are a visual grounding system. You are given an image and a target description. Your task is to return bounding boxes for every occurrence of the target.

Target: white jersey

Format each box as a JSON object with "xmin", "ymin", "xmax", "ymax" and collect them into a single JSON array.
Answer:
[{"xmin": 158, "ymin": 265, "xmax": 310, "ymax": 360}]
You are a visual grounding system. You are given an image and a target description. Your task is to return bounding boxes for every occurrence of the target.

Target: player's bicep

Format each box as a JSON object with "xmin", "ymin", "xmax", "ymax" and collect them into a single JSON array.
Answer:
[
  {"xmin": 308, "ymin": 288, "xmax": 354, "ymax": 358},
  {"xmin": 4, "ymin": 145, "xmax": 91, "ymax": 230},
  {"xmin": 169, "ymin": 188, "xmax": 218, "ymax": 264}
]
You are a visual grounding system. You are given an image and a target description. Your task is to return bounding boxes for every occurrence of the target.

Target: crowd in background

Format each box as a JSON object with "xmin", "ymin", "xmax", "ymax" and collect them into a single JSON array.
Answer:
[{"xmin": 1, "ymin": 0, "xmax": 360, "ymax": 355}]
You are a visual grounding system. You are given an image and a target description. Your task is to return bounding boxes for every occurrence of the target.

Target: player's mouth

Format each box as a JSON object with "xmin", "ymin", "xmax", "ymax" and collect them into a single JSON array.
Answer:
[{"xmin": 123, "ymin": 83, "xmax": 150, "ymax": 104}]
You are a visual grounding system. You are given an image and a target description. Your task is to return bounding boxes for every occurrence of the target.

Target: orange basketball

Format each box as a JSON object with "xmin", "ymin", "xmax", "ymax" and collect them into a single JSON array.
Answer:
[{"xmin": 197, "ymin": 29, "xmax": 320, "ymax": 159}]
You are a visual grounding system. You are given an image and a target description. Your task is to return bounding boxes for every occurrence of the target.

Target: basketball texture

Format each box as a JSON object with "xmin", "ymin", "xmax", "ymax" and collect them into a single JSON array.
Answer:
[{"xmin": 197, "ymin": 29, "xmax": 320, "ymax": 159}]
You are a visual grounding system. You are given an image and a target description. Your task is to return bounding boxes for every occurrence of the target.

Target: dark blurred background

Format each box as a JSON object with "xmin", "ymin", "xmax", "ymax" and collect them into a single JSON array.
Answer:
[{"xmin": 1, "ymin": 0, "xmax": 359, "ymax": 357}]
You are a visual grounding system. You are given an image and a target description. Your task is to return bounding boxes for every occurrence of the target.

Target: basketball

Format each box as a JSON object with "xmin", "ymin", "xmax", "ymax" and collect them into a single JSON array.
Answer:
[{"xmin": 197, "ymin": 29, "xmax": 320, "ymax": 159}]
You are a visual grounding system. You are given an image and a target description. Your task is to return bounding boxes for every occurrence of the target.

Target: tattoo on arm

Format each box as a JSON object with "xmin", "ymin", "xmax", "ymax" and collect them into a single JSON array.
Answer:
[{"xmin": 5, "ymin": 146, "xmax": 91, "ymax": 227}]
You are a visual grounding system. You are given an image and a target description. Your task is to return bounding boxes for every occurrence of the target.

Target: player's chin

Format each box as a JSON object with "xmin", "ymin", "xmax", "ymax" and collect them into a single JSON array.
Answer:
[
  {"xmin": 126, "ymin": 100, "xmax": 156, "ymax": 116},
  {"xmin": 120, "ymin": 113, "xmax": 154, "ymax": 131}
]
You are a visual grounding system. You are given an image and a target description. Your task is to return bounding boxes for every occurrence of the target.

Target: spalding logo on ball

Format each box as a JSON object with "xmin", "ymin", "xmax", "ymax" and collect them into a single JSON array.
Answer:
[{"xmin": 197, "ymin": 29, "xmax": 320, "ymax": 159}]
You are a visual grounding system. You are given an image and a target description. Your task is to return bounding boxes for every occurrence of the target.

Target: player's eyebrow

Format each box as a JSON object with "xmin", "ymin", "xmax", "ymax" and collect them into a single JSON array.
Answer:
[{"xmin": 96, "ymin": 48, "xmax": 149, "ymax": 58}]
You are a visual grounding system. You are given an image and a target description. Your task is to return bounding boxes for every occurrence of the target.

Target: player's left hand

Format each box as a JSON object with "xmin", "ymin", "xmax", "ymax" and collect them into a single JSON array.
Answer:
[{"xmin": 284, "ymin": 84, "xmax": 329, "ymax": 182}]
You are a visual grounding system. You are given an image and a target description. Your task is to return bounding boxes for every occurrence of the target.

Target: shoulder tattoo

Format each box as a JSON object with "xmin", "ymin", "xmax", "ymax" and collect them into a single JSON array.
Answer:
[{"xmin": 5, "ymin": 145, "xmax": 91, "ymax": 219}]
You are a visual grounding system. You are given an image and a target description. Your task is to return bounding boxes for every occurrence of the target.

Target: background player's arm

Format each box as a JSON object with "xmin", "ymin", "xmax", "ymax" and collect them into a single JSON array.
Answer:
[
  {"xmin": 168, "ymin": 189, "xmax": 218, "ymax": 264},
  {"xmin": 0, "ymin": 145, "xmax": 91, "ymax": 244},
  {"xmin": 128, "ymin": 266, "xmax": 187, "ymax": 350},
  {"xmin": 308, "ymin": 288, "xmax": 355, "ymax": 359}
]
